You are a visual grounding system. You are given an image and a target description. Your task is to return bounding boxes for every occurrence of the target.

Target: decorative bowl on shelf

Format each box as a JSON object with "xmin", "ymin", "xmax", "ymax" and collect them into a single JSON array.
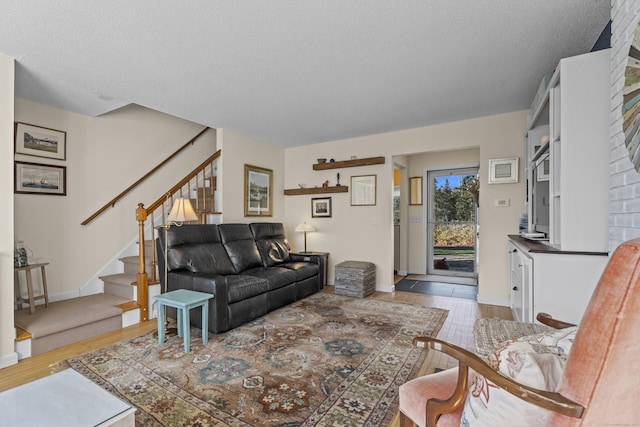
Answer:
[{"xmin": 317, "ymin": 158, "xmax": 327, "ymax": 164}]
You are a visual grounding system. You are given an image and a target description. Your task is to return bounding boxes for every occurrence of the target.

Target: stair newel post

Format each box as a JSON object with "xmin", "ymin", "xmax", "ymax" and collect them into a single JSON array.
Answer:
[{"xmin": 136, "ymin": 203, "xmax": 149, "ymax": 322}]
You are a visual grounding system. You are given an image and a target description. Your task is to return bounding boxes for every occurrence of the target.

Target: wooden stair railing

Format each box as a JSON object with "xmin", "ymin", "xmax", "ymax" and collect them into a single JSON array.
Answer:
[
  {"xmin": 135, "ymin": 149, "xmax": 221, "ymax": 322},
  {"xmin": 82, "ymin": 127, "xmax": 210, "ymax": 226}
]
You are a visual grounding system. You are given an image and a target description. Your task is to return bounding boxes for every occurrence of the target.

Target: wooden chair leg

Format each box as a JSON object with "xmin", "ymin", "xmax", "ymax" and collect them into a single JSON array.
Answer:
[{"xmin": 399, "ymin": 410, "xmax": 414, "ymax": 427}]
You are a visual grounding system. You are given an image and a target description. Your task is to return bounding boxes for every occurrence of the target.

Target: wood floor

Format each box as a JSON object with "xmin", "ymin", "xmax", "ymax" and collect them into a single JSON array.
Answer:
[{"xmin": 1, "ymin": 288, "xmax": 512, "ymax": 425}]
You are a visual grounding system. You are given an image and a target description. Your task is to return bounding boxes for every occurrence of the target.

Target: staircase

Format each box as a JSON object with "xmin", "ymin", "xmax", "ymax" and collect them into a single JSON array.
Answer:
[
  {"xmin": 100, "ymin": 240, "xmax": 156, "ymax": 308},
  {"xmin": 14, "ymin": 135, "xmax": 220, "ymax": 360}
]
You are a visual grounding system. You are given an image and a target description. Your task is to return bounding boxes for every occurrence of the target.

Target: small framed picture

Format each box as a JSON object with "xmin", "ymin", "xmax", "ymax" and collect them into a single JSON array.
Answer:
[
  {"xmin": 351, "ymin": 174, "xmax": 377, "ymax": 206},
  {"xmin": 312, "ymin": 197, "xmax": 332, "ymax": 218},
  {"xmin": 15, "ymin": 122, "xmax": 67, "ymax": 161},
  {"xmin": 15, "ymin": 161, "xmax": 67, "ymax": 196},
  {"xmin": 488, "ymin": 157, "xmax": 519, "ymax": 184}
]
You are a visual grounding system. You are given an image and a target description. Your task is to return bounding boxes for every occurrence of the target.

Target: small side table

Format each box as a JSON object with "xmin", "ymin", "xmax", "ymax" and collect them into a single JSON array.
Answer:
[
  {"xmin": 153, "ymin": 289, "xmax": 214, "ymax": 353},
  {"xmin": 14, "ymin": 262, "xmax": 49, "ymax": 314}
]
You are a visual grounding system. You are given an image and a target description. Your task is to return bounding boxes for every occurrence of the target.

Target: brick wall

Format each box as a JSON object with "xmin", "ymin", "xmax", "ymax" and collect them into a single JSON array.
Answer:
[{"xmin": 610, "ymin": 0, "xmax": 640, "ymax": 249}]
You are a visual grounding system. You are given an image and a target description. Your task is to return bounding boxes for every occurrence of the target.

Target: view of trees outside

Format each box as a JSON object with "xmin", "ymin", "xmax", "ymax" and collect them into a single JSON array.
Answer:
[{"xmin": 433, "ymin": 174, "xmax": 477, "ymax": 272}]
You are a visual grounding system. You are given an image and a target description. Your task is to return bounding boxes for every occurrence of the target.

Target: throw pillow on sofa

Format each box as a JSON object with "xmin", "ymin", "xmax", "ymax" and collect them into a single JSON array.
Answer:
[{"xmin": 461, "ymin": 326, "xmax": 577, "ymax": 427}]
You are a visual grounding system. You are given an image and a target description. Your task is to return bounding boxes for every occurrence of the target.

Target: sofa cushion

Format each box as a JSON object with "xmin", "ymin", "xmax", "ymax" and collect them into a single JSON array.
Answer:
[
  {"xmin": 226, "ymin": 275, "xmax": 269, "ymax": 304},
  {"xmin": 461, "ymin": 326, "xmax": 577, "ymax": 426},
  {"xmin": 243, "ymin": 266, "xmax": 297, "ymax": 291},
  {"xmin": 250, "ymin": 223, "xmax": 292, "ymax": 267},
  {"xmin": 282, "ymin": 261, "xmax": 319, "ymax": 281},
  {"xmin": 163, "ymin": 224, "xmax": 236, "ymax": 276},
  {"xmin": 219, "ymin": 224, "xmax": 264, "ymax": 272}
]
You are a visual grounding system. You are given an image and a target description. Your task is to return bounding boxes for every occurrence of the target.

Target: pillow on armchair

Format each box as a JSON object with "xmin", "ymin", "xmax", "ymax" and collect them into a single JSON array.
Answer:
[{"xmin": 461, "ymin": 326, "xmax": 577, "ymax": 426}]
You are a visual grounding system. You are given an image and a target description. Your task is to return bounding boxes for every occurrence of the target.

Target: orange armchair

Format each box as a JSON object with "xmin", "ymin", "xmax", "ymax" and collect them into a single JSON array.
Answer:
[{"xmin": 399, "ymin": 238, "xmax": 640, "ymax": 426}]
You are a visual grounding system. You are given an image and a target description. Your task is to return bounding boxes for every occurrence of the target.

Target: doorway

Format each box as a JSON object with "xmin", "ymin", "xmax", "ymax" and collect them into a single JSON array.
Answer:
[{"xmin": 426, "ymin": 167, "xmax": 478, "ymax": 280}]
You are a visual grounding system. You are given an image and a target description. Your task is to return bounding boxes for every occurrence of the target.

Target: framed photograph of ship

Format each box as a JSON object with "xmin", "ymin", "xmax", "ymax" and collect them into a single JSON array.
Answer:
[
  {"xmin": 15, "ymin": 122, "xmax": 66, "ymax": 161},
  {"xmin": 244, "ymin": 164, "xmax": 273, "ymax": 216},
  {"xmin": 15, "ymin": 161, "xmax": 67, "ymax": 196}
]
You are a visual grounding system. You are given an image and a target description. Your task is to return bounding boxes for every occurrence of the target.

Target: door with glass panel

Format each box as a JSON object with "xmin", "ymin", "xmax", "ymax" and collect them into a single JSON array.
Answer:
[{"xmin": 427, "ymin": 167, "xmax": 478, "ymax": 278}]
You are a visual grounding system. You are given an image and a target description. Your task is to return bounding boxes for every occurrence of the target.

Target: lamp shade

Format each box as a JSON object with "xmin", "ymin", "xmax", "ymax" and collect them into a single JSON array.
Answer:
[
  {"xmin": 295, "ymin": 222, "xmax": 316, "ymax": 233},
  {"xmin": 168, "ymin": 198, "xmax": 198, "ymax": 223}
]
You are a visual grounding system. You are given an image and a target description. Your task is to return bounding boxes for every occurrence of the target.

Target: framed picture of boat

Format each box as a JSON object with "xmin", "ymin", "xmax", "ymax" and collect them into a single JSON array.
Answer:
[
  {"xmin": 15, "ymin": 161, "xmax": 67, "ymax": 196},
  {"xmin": 15, "ymin": 122, "xmax": 66, "ymax": 160},
  {"xmin": 244, "ymin": 164, "xmax": 273, "ymax": 216}
]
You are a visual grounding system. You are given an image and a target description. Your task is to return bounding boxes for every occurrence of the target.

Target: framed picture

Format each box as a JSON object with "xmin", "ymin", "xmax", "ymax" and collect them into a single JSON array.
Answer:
[
  {"xmin": 488, "ymin": 157, "xmax": 519, "ymax": 184},
  {"xmin": 312, "ymin": 197, "xmax": 332, "ymax": 218},
  {"xmin": 15, "ymin": 122, "xmax": 66, "ymax": 161},
  {"xmin": 244, "ymin": 164, "xmax": 273, "ymax": 216},
  {"xmin": 351, "ymin": 174, "xmax": 376, "ymax": 206},
  {"xmin": 409, "ymin": 176, "xmax": 423, "ymax": 205},
  {"xmin": 15, "ymin": 161, "xmax": 67, "ymax": 196}
]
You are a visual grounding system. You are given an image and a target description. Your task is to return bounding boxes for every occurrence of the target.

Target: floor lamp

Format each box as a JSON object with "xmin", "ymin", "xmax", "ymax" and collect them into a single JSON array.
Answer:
[
  {"xmin": 295, "ymin": 222, "xmax": 316, "ymax": 253},
  {"xmin": 156, "ymin": 196, "xmax": 198, "ymax": 337}
]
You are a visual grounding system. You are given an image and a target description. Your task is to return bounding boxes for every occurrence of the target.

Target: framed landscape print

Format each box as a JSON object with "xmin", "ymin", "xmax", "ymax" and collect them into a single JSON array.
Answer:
[
  {"xmin": 312, "ymin": 197, "xmax": 332, "ymax": 218},
  {"xmin": 15, "ymin": 122, "xmax": 66, "ymax": 160},
  {"xmin": 244, "ymin": 164, "xmax": 273, "ymax": 216},
  {"xmin": 351, "ymin": 174, "xmax": 376, "ymax": 206},
  {"xmin": 15, "ymin": 161, "xmax": 67, "ymax": 196}
]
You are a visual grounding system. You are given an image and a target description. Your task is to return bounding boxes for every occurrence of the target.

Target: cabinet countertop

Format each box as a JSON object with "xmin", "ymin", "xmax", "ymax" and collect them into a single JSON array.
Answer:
[{"xmin": 508, "ymin": 235, "xmax": 608, "ymax": 256}]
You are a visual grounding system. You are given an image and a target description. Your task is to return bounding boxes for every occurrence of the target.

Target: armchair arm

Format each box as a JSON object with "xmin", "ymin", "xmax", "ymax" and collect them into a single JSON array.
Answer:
[
  {"xmin": 412, "ymin": 337, "xmax": 584, "ymax": 426},
  {"xmin": 536, "ymin": 312, "xmax": 576, "ymax": 329}
]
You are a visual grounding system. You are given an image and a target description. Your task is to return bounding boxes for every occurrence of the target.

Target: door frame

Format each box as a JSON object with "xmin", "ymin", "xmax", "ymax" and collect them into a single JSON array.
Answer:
[{"xmin": 424, "ymin": 165, "xmax": 479, "ymax": 280}]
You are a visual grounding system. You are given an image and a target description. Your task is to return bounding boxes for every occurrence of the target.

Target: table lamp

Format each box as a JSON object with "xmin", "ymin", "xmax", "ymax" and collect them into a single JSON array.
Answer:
[
  {"xmin": 157, "ymin": 196, "xmax": 199, "ymax": 337},
  {"xmin": 295, "ymin": 222, "xmax": 316, "ymax": 253}
]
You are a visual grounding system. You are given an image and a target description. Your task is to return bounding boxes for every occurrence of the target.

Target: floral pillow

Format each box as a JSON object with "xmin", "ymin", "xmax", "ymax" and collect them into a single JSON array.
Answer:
[{"xmin": 460, "ymin": 326, "xmax": 577, "ymax": 427}]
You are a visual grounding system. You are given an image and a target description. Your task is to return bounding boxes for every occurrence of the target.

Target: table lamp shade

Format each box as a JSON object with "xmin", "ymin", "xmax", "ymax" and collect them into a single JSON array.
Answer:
[
  {"xmin": 168, "ymin": 198, "xmax": 198, "ymax": 223},
  {"xmin": 295, "ymin": 222, "xmax": 316, "ymax": 233}
]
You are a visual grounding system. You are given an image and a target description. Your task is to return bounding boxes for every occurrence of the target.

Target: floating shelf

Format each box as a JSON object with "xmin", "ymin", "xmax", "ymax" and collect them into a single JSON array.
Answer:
[
  {"xmin": 313, "ymin": 156, "xmax": 385, "ymax": 170},
  {"xmin": 284, "ymin": 186, "xmax": 349, "ymax": 196}
]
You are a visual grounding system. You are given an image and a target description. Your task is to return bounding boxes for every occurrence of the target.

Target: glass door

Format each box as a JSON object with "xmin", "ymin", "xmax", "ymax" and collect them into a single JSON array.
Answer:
[{"xmin": 427, "ymin": 167, "xmax": 478, "ymax": 278}]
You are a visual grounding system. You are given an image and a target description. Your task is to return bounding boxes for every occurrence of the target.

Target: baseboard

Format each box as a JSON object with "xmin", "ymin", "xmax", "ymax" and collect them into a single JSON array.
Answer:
[
  {"xmin": 0, "ymin": 352, "xmax": 19, "ymax": 369},
  {"xmin": 476, "ymin": 295, "xmax": 510, "ymax": 307},
  {"xmin": 396, "ymin": 270, "xmax": 408, "ymax": 276}
]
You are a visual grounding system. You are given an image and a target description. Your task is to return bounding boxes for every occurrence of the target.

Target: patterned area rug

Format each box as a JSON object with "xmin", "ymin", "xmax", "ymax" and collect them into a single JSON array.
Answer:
[{"xmin": 57, "ymin": 293, "xmax": 448, "ymax": 426}]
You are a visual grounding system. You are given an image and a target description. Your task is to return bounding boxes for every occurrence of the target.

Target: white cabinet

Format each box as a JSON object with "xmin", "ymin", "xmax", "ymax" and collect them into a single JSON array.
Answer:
[
  {"xmin": 508, "ymin": 241, "xmax": 532, "ymax": 322},
  {"xmin": 526, "ymin": 49, "xmax": 610, "ymax": 252},
  {"xmin": 509, "ymin": 237, "xmax": 608, "ymax": 325}
]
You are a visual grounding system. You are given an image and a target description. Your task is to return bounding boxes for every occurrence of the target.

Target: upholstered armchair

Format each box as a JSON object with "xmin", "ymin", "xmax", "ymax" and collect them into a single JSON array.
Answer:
[{"xmin": 399, "ymin": 238, "xmax": 640, "ymax": 426}]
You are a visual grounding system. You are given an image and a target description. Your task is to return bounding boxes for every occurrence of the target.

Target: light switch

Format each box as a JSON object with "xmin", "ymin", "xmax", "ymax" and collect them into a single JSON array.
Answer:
[{"xmin": 495, "ymin": 198, "xmax": 510, "ymax": 207}]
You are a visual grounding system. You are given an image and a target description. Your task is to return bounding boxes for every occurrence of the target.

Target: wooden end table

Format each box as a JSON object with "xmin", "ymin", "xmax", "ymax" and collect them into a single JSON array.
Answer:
[
  {"xmin": 14, "ymin": 262, "xmax": 49, "ymax": 314},
  {"xmin": 153, "ymin": 289, "xmax": 214, "ymax": 353}
]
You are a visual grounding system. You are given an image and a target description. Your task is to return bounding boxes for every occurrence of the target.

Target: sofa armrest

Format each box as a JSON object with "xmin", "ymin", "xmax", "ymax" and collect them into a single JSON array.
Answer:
[
  {"xmin": 167, "ymin": 272, "xmax": 230, "ymax": 334},
  {"xmin": 290, "ymin": 252, "xmax": 326, "ymax": 288}
]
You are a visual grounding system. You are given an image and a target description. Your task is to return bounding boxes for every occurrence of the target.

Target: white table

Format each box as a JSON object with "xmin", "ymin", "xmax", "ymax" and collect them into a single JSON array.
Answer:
[{"xmin": 0, "ymin": 369, "xmax": 135, "ymax": 426}]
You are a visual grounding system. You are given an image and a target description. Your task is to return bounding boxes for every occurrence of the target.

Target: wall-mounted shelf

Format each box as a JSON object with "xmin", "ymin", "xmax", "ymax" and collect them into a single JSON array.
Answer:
[
  {"xmin": 284, "ymin": 186, "xmax": 349, "ymax": 196},
  {"xmin": 312, "ymin": 156, "xmax": 385, "ymax": 170}
]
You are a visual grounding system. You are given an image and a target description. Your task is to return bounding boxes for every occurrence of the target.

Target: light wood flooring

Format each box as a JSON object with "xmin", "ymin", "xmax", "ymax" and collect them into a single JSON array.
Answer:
[{"xmin": 1, "ymin": 287, "xmax": 512, "ymax": 425}]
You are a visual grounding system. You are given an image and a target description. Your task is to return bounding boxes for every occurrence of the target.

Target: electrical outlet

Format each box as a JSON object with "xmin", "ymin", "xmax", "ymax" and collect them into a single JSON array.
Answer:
[{"xmin": 495, "ymin": 198, "xmax": 510, "ymax": 207}]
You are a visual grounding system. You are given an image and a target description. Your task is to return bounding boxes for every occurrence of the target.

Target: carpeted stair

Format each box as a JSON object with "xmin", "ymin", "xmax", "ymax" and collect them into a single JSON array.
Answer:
[
  {"xmin": 14, "ymin": 293, "xmax": 129, "ymax": 356},
  {"xmin": 14, "ymin": 240, "xmax": 155, "ymax": 358}
]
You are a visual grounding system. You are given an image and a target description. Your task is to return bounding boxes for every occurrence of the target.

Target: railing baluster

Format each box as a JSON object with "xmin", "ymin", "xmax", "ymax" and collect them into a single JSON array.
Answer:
[{"xmin": 136, "ymin": 149, "xmax": 221, "ymax": 323}]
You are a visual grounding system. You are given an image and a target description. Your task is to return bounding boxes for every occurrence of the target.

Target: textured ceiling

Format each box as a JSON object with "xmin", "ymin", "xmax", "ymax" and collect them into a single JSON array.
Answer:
[{"xmin": 0, "ymin": 2, "xmax": 610, "ymax": 147}]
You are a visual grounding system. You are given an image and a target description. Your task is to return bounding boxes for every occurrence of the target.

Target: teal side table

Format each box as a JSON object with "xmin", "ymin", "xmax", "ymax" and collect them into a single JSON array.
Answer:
[{"xmin": 153, "ymin": 289, "xmax": 214, "ymax": 353}]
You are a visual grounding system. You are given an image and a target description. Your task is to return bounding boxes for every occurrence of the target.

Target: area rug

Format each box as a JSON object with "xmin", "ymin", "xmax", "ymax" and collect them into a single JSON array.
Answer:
[{"xmin": 56, "ymin": 293, "xmax": 448, "ymax": 426}]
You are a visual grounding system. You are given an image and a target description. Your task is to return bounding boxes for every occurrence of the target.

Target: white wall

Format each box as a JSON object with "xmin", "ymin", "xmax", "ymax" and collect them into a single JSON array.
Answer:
[
  {"xmin": 405, "ymin": 147, "xmax": 480, "ymax": 274},
  {"xmin": 284, "ymin": 110, "xmax": 528, "ymax": 305},
  {"xmin": 611, "ymin": 1, "xmax": 640, "ymax": 249},
  {"xmin": 14, "ymin": 99, "xmax": 217, "ymax": 298},
  {"xmin": 0, "ymin": 54, "xmax": 18, "ymax": 368},
  {"xmin": 217, "ymin": 128, "xmax": 285, "ymax": 224}
]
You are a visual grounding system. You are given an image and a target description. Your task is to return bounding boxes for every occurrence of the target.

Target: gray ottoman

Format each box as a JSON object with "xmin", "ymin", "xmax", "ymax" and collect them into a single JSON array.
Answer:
[{"xmin": 334, "ymin": 261, "xmax": 376, "ymax": 298}]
